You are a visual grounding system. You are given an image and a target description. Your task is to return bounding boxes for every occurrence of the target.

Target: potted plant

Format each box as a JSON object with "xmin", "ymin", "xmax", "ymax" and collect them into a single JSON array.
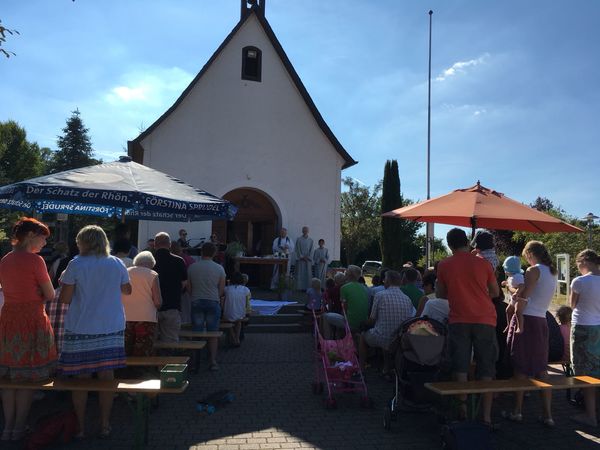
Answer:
[{"xmin": 225, "ymin": 240, "xmax": 246, "ymax": 258}]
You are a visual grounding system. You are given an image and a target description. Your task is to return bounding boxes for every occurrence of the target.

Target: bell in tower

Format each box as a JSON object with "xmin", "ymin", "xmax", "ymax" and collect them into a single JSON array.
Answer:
[{"xmin": 241, "ymin": 0, "xmax": 266, "ymax": 19}]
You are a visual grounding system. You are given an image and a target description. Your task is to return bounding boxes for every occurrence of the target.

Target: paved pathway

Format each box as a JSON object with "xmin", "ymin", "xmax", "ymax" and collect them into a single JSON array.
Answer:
[{"xmin": 6, "ymin": 333, "xmax": 600, "ymax": 449}]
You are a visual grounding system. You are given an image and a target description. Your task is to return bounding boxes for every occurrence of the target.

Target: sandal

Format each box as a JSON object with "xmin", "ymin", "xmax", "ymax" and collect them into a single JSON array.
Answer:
[
  {"xmin": 99, "ymin": 425, "xmax": 111, "ymax": 439},
  {"xmin": 539, "ymin": 417, "xmax": 556, "ymax": 428},
  {"xmin": 501, "ymin": 411, "xmax": 523, "ymax": 423}
]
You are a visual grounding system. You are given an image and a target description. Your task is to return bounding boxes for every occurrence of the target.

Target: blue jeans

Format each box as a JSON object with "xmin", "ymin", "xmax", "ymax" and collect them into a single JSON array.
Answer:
[{"xmin": 191, "ymin": 299, "xmax": 221, "ymax": 332}]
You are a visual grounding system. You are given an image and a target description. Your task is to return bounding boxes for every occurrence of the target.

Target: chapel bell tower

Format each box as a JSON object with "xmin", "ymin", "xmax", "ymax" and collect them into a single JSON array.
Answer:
[{"xmin": 241, "ymin": 0, "xmax": 266, "ymax": 19}]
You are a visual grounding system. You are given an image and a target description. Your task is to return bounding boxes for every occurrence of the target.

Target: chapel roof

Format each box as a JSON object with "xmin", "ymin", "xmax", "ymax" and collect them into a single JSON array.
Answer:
[{"xmin": 129, "ymin": 5, "xmax": 357, "ymax": 169}]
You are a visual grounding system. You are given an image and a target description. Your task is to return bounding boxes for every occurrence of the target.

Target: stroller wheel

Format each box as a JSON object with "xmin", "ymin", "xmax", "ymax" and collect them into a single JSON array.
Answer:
[
  {"xmin": 325, "ymin": 398, "xmax": 337, "ymax": 409},
  {"xmin": 360, "ymin": 396, "xmax": 374, "ymax": 409},
  {"xmin": 383, "ymin": 406, "xmax": 392, "ymax": 430}
]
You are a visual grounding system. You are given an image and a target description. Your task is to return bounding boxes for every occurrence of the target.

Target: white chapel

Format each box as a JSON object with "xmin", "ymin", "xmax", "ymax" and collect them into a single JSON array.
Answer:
[{"xmin": 128, "ymin": 0, "xmax": 357, "ymax": 262}]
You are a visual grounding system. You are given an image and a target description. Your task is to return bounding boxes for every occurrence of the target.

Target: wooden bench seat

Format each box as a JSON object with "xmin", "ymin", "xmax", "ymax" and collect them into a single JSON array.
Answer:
[
  {"xmin": 153, "ymin": 340, "xmax": 206, "ymax": 350},
  {"xmin": 0, "ymin": 377, "xmax": 188, "ymax": 394},
  {"xmin": 180, "ymin": 322, "xmax": 234, "ymax": 330},
  {"xmin": 178, "ymin": 330, "xmax": 223, "ymax": 339},
  {"xmin": 126, "ymin": 356, "xmax": 190, "ymax": 367},
  {"xmin": 425, "ymin": 378, "xmax": 551, "ymax": 396},
  {"xmin": 0, "ymin": 377, "xmax": 188, "ymax": 449},
  {"xmin": 426, "ymin": 375, "xmax": 600, "ymax": 397}
]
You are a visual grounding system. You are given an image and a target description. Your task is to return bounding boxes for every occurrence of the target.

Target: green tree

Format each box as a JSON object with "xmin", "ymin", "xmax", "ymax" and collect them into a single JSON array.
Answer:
[
  {"xmin": 512, "ymin": 201, "xmax": 596, "ymax": 277},
  {"xmin": 380, "ymin": 160, "xmax": 421, "ymax": 269},
  {"xmin": 415, "ymin": 234, "xmax": 448, "ymax": 267},
  {"xmin": 340, "ymin": 177, "xmax": 381, "ymax": 266},
  {"xmin": 49, "ymin": 109, "xmax": 100, "ymax": 173},
  {"xmin": 0, "ymin": 120, "xmax": 49, "ymax": 245},
  {"xmin": 0, "ymin": 120, "xmax": 46, "ymax": 184}
]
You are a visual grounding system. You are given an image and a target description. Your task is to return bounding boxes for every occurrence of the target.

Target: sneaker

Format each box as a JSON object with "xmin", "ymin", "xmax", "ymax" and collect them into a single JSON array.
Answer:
[{"xmin": 209, "ymin": 363, "xmax": 219, "ymax": 371}]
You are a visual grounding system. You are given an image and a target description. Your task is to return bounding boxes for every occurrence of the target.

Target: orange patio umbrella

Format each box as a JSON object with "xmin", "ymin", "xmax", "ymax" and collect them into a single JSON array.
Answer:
[{"xmin": 382, "ymin": 181, "xmax": 583, "ymax": 235}]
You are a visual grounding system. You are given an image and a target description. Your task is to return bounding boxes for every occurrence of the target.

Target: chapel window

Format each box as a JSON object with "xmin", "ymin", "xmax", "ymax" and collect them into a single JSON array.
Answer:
[{"xmin": 242, "ymin": 46, "xmax": 262, "ymax": 82}]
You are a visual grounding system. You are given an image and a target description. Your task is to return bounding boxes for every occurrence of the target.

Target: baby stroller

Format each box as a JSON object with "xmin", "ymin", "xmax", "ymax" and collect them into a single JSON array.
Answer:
[
  {"xmin": 311, "ymin": 309, "xmax": 371, "ymax": 409},
  {"xmin": 384, "ymin": 316, "xmax": 448, "ymax": 429}
]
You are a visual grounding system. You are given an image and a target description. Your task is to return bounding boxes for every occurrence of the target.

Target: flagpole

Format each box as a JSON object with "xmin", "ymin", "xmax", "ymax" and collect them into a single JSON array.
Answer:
[{"xmin": 426, "ymin": 10, "xmax": 433, "ymax": 268}]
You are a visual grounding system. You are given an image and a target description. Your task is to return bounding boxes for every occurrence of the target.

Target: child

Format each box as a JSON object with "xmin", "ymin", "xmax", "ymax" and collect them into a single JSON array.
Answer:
[
  {"xmin": 502, "ymin": 256, "xmax": 526, "ymax": 333},
  {"xmin": 471, "ymin": 230, "xmax": 499, "ymax": 269},
  {"xmin": 556, "ymin": 305, "xmax": 572, "ymax": 362},
  {"xmin": 305, "ymin": 278, "xmax": 323, "ymax": 311},
  {"xmin": 223, "ymin": 272, "xmax": 251, "ymax": 347}
]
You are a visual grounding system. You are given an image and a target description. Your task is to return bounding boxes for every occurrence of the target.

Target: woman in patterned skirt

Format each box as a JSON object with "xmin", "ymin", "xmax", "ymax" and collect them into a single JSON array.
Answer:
[
  {"xmin": 59, "ymin": 225, "xmax": 131, "ymax": 438},
  {"xmin": 570, "ymin": 249, "xmax": 600, "ymax": 427},
  {"xmin": 0, "ymin": 218, "xmax": 57, "ymax": 442}
]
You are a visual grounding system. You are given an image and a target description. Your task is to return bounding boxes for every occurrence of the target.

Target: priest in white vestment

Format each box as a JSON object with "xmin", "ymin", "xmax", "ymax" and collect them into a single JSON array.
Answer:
[
  {"xmin": 270, "ymin": 228, "xmax": 294, "ymax": 290},
  {"xmin": 312, "ymin": 239, "xmax": 330, "ymax": 286},
  {"xmin": 294, "ymin": 226, "xmax": 314, "ymax": 291}
]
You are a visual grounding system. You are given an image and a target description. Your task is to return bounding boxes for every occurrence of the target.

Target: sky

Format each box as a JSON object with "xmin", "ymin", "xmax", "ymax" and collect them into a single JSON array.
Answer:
[{"xmin": 1, "ymin": 0, "xmax": 599, "ymax": 240}]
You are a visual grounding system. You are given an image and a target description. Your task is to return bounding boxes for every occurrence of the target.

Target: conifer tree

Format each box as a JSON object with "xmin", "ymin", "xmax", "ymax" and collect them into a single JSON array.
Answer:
[
  {"xmin": 50, "ymin": 109, "xmax": 100, "ymax": 173},
  {"xmin": 380, "ymin": 160, "xmax": 420, "ymax": 269}
]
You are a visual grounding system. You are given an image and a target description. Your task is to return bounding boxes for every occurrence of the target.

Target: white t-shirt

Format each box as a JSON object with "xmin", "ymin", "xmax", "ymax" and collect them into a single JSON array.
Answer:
[
  {"xmin": 571, "ymin": 273, "xmax": 600, "ymax": 326},
  {"xmin": 523, "ymin": 264, "xmax": 557, "ymax": 318},
  {"xmin": 223, "ymin": 285, "xmax": 250, "ymax": 322},
  {"xmin": 508, "ymin": 273, "xmax": 524, "ymax": 289}
]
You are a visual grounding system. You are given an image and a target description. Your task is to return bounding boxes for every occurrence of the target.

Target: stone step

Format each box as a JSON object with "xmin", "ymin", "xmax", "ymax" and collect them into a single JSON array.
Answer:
[
  {"xmin": 244, "ymin": 323, "xmax": 305, "ymax": 333},
  {"xmin": 250, "ymin": 313, "xmax": 304, "ymax": 324}
]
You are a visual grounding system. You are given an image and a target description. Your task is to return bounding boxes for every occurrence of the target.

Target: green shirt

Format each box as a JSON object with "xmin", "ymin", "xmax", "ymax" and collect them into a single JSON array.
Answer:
[
  {"xmin": 340, "ymin": 282, "xmax": 369, "ymax": 329},
  {"xmin": 401, "ymin": 284, "xmax": 424, "ymax": 309}
]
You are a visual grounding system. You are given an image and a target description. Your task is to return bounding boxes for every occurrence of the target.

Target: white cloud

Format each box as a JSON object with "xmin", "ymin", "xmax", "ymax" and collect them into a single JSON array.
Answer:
[
  {"xmin": 436, "ymin": 53, "xmax": 490, "ymax": 81},
  {"xmin": 104, "ymin": 67, "xmax": 194, "ymax": 106}
]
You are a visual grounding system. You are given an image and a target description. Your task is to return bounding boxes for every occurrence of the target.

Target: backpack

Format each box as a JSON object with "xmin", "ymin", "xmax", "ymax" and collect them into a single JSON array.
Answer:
[{"xmin": 23, "ymin": 410, "xmax": 79, "ymax": 450}]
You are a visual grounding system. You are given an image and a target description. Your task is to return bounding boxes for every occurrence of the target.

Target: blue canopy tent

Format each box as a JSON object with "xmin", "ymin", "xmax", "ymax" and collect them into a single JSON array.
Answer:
[{"xmin": 0, "ymin": 156, "xmax": 237, "ymax": 222}]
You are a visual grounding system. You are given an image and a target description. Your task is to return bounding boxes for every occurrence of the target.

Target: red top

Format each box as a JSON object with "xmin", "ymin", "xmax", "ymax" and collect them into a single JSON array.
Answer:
[
  {"xmin": 437, "ymin": 251, "xmax": 497, "ymax": 326},
  {"xmin": 0, "ymin": 251, "xmax": 51, "ymax": 304}
]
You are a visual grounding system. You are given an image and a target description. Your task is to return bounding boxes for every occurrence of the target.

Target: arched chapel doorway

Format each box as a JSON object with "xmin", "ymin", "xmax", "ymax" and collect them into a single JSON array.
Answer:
[
  {"xmin": 212, "ymin": 188, "xmax": 279, "ymax": 286},
  {"xmin": 212, "ymin": 187, "xmax": 279, "ymax": 257}
]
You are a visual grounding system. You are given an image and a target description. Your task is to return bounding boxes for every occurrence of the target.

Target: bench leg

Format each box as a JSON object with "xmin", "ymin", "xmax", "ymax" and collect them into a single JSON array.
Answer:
[{"xmin": 132, "ymin": 393, "xmax": 150, "ymax": 449}]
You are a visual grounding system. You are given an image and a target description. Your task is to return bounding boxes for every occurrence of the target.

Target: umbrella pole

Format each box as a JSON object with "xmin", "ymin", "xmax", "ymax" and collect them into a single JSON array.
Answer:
[{"xmin": 470, "ymin": 217, "xmax": 477, "ymax": 239}]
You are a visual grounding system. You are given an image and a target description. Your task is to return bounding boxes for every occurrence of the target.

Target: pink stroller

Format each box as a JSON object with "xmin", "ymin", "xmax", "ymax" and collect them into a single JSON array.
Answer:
[{"xmin": 311, "ymin": 309, "xmax": 371, "ymax": 409}]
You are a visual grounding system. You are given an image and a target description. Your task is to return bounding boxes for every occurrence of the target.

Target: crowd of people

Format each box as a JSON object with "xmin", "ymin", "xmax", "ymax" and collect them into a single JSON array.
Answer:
[
  {"xmin": 1, "ymin": 217, "xmax": 599, "ymax": 439},
  {"xmin": 306, "ymin": 227, "xmax": 600, "ymax": 429},
  {"xmin": 0, "ymin": 218, "xmax": 253, "ymax": 441}
]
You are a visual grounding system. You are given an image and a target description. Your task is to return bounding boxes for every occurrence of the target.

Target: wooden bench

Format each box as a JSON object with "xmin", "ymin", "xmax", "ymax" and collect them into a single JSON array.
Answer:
[
  {"xmin": 425, "ymin": 375, "xmax": 600, "ymax": 419},
  {"xmin": 180, "ymin": 322, "xmax": 235, "ymax": 330},
  {"xmin": 153, "ymin": 341, "xmax": 206, "ymax": 373},
  {"xmin": 153, "ymin": 340, "xmax": 206, "ymax": 350},
  {"xmin": 0, "ymin": 378, "xmax": 188, "ymax": 449},
  {"xmin": 178, "ymin": 330, "xmax": 223, "ymax": 339},
  {"xmin": 126, "ymin": 356, "xmax": 190, "ymax": 367}
]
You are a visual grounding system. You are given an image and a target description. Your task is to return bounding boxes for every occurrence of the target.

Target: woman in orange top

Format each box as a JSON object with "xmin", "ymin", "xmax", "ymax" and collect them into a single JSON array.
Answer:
[{"xmin": 0, "ymin": 217, "xmax": 57, "ymax": 442}]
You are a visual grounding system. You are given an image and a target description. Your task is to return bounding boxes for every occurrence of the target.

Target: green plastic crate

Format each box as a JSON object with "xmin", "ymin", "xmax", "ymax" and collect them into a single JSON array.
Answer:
[{"xmin": 160, "ymin": 364, "xmax": 188, "ymax": 388}]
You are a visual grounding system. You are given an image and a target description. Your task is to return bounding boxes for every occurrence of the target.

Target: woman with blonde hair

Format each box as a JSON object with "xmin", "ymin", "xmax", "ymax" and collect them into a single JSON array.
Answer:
[
  {"xmin": 505, "ymin": 241, "xmax": 557, "ymax": 427},
  {"xmin": 0, "ymin": 218, "xmax": 56, "ymax": 442},
  {"xmin": 59, "ymin": 225, "xmax": 131, "ymax": 439},
  {"xmin": 570, "ymin": 249, "xmax": 600, "ymax": 426}
]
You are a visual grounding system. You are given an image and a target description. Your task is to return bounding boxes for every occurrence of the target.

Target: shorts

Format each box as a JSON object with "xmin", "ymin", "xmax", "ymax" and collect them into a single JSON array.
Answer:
[
  {"xmin": 191, "ymin": 299, "xmax": 221, "ymax": 332},
  {"xmin": 363, "ymin": 329, "xmax": 390, "ymax": 350},
  {"xmin": 449, "ymin": 323, "xmax": 498, "ymax": 378}
]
